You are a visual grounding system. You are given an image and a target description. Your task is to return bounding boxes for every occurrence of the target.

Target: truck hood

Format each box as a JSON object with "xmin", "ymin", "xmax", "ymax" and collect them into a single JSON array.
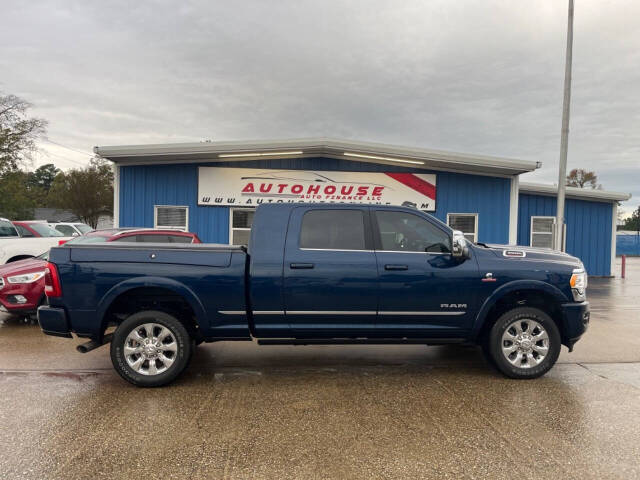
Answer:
[{"xmin": 480, "ymin": 243, "xmax": 584, "ymax": 268}]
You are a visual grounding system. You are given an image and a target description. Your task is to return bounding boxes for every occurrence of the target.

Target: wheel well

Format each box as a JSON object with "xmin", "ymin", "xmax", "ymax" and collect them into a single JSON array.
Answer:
[
  {"xmin": 478, "ymin": 290, "xmax": 564, "ymax": 342},
  {"xmin": 6, "ymin": 255, "xmax": 35, "ymax": 263},
  {"xmin": 102, "ymin": 287, "xmax": 200, "ymax": 341}
]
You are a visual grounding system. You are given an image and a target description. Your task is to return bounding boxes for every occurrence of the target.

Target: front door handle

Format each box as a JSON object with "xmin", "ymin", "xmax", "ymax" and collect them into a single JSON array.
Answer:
[
  {"xmin": 290, "ymin": 263, "xmax": 315, "ymax": 269},
  {"xmin": 385, "ymin": 264, "xmax": 408, "ymax": 271}
]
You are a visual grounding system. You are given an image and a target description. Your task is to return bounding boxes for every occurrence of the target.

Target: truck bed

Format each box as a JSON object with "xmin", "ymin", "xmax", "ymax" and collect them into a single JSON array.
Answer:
[{"xmin": 47, "ymin": 242, "xmax": 249, "ymax": 340}]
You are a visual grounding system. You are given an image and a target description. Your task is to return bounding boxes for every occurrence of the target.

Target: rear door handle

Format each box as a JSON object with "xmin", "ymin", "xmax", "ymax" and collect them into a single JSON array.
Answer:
[
  {"xmin": 290, "ymin": 263, "xmax": 314, "ymax": 269},
  {"xmin": 385, "ymin": 264, "xmax": 408, "ymax": 271}
]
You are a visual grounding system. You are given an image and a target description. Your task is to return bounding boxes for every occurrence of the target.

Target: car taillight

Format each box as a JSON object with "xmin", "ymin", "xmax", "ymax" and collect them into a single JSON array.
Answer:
[
  {"xmin": 44, "ymin": 262, "xmax": 62, "ymax": 297},
  {"xmin": 58, "ymin": 239, "xmax": 68, "ymax": 246}
]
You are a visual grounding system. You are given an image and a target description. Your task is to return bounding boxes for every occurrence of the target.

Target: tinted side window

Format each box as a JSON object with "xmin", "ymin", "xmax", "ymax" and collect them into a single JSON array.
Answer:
[
  {"xmin": 137, "ymin": 235, "xmax": 171, "ymax": 243},
  {"xmin": 112, "ymin": 235, "xmax": 137, "ymax": 242},
  {"xmin": 375, "ymin": 211, "xmax": 451, "ymax": 253},
  {"xmin": 55, "ymin": 225, "xmax": 77, "ymax": 236},
  {"xmin": 169, "ymin": 235, "xmax": 193, "ymax": 243},
  {"xmin": 15, "ymin": 225, "xmax": 35, "ymax": 237},
  {"xmin": 300, "ymin": 210, "xmax": 366, "ymax": 250},
  {"xmin": 0, "ymin": 220, "xmax": 19, "ymax": 237}
]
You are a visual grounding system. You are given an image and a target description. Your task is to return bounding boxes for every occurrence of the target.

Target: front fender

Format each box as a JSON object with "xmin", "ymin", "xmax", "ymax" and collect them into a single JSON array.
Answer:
[
  {"xmin": 471, "ymin": 280, "xmax": 569, "ymax": 341},
  {"xmin": 97, "ymin": 276, "xmax": 208, "ymax": 335}
]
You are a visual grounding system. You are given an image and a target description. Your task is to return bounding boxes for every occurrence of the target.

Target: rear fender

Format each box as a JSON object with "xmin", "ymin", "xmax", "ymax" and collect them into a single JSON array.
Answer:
[
  {"xmin": 471, "ymin": 280, "xmax": 568, "ymax": 341},
  {"xmin": 97, "ymin": 276, "xmax": 208, "ymax": 336}
]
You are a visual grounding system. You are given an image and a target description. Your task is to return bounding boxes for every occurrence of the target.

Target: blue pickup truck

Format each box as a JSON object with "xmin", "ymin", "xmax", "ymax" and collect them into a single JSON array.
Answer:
[{"xmin": 38, "ymin": 203, "xmax": 589, "ymax": 386}]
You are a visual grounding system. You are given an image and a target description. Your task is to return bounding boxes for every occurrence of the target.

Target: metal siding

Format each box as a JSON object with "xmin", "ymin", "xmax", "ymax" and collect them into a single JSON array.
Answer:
[
  {"xmin": 119, "ymin": 157, "xmax": 511, "ymax": 245},
  {"xmin": 617, "ymin": 234, "xmax": 640, "ymax": 256},
  {"xmin": 517, "ymin": 193, "xmax": 613, "ymax": 275}
]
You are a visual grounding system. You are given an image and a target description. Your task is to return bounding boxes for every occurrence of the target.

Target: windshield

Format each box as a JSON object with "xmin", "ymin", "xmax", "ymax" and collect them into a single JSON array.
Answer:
[
  {"xmin": 74, "ymin": 224, "xmax": 93, "ymax": 234},
  {"xmin": 65, "ymin": 235, "xmax": 109, "ymax": 245},
  {"xmin": 0, "ymin": 220, "xmax": 19, "ymax": 237},
  {"xmin": 28, "ymin": 223, "xmax": 64, "ymax": 237}
]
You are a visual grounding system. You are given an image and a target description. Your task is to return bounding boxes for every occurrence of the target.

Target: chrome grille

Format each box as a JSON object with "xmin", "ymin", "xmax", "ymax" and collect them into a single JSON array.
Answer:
[{"xmin": 0, "ymin": 277, "xmax": 4, "ymax": 289}]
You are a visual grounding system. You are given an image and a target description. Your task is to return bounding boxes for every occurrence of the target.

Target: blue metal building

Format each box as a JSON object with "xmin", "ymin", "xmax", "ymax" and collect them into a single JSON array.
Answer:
[
  {"xmin": 617, "ymin": 232, "xmax": 640, "ymax": 256},
  {"xmin": 95, "ymin": 138, "xmax": 630, "ymax": 276}
]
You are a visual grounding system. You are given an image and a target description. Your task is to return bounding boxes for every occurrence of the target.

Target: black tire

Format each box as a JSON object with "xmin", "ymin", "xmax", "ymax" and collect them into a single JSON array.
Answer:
[
  {"xmin": 110, "ymin": 310, "xmax": 192, "ymax": 387},
  {"xmin": 488, "ymin": 307, "xmax": 561, "ymax": 379}
]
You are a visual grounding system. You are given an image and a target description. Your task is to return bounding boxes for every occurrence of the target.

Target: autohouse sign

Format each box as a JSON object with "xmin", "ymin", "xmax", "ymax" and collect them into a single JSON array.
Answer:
[{"xmin": 197, "ymin": 167, "xmax": 436, "ymax": 210}]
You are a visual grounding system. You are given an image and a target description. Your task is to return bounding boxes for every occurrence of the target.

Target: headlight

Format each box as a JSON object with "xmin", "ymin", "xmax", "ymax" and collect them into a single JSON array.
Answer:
[
  {"xmin": 570, "ymin": 268, "xmax": 587, "ymax": 301},
  {"xmin": 6, "ymin": 271, "xmax": 46, "ymax": 284}
]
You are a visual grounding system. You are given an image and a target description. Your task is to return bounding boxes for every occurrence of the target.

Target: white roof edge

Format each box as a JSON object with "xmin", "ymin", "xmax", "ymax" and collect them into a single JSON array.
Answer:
[
  {"xmin": 94, "ymin": 137, "xmax": 540, "ymax": 174},
  {"xmin": 520, "ymin": 182, "xmax": 631, "ymax": 202}
]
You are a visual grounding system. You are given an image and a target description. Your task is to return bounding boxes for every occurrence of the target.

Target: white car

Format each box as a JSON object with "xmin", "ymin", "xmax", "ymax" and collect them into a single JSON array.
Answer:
[
  {"xmin": 49, "ymin": 222, "xmax": 94, "ymax": 237},
  {"xmin": 0, "ymin": 218, "xmax": 71, "ymax": 264}
]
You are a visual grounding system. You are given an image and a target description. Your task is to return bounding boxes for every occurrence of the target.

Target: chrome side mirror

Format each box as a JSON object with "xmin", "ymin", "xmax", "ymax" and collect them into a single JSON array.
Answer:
[{"xmin": 451, "ymin": 230, "xmax": 469, "ymax": 258}]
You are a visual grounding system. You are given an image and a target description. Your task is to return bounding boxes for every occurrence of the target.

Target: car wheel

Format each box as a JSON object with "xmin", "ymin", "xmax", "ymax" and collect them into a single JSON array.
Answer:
[
  {"xmin": 110, "ymin": 310, "xmax": 192, "ymax": 387},
  {"xmin": 488, "ymin": 307, "xmax": 561, "ymax": 379}
]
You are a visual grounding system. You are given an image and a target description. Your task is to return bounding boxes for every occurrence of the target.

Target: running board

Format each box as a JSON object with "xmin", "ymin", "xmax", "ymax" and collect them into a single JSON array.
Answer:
[{"xmin": 257, "ymin": 338, "xmax": 465, "ymax": 346}]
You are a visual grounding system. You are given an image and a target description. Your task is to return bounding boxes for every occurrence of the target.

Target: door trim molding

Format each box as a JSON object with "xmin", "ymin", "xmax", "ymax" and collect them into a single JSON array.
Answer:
[
  {"xmin": 220, "ymin": 310, "xmax": 467, "ymax": 316},
  {"xmin": 379, "ymin": 311, "xmax": 466, "ymax": 316},
  {"xmin": 286, "ymin": 310, "xmax": 376, "ymax": 315}
]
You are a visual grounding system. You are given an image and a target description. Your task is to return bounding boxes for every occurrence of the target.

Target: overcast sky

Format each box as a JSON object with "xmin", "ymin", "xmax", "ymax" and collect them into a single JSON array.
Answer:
[{"xmin": 1, "ymin": 0, "xmax": 639, "ymax": 214}]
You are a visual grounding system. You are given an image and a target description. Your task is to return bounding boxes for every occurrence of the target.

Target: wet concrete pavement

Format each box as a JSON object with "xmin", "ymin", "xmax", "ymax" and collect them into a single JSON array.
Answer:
[{"xmin": 1, "ymin": 258, "xmax": 639, "ymax": 479}]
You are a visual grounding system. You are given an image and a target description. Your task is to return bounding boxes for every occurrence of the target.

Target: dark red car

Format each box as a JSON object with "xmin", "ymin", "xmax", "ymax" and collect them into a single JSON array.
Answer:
[
  {"xmin": 0, "ymin": 228, "xmax": 201, "ymax": 316},
  {"xmin": 60, "ymin": 228, "xmax": 202, "ymax": 245}
]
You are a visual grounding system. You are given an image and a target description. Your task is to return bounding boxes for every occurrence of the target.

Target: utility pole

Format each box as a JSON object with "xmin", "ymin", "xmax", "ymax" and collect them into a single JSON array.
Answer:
[{"xmin": 555, "ymin": 0, "xmax": 574, "ymax": 251}]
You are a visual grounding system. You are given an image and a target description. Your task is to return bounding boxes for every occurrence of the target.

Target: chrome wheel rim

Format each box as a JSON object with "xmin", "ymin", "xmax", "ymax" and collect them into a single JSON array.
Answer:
[
  {"xmin": 124, "ymin": 323, "xmax": 178, "ymax": 376},
  {"xmin": 501, "ymin": 318, "xmax": 549, "ymax": 369}
]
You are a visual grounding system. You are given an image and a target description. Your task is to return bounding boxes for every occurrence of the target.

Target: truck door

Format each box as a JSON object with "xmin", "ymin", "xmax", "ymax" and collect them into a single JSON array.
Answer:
[
  {"xmin": 372, "ymin": 209, "xmax": 480, "ymax": 336},
  {"xmin": 283, "ymin": 207, "xmax": 378, "ymax": 336}
]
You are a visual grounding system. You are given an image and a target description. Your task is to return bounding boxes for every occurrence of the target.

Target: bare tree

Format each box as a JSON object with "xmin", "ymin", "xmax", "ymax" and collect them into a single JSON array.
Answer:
[
  {"xmin": 0, "ymin": 93, "xmax": 48, "ymax": 175},
  {"xmin": 566, "ymin": 168, "xmax": 601, "ymax": 189}
]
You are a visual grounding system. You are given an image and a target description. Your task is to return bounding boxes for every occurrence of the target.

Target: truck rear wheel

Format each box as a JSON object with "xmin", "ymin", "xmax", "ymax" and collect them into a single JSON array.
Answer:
[
  {"xmin": 488, "ymin": 307, "xmax": 561, "ymax": 379},
  {"xmin": 110, "ymin": 310, "xmax": 192, "ymax": 387}
]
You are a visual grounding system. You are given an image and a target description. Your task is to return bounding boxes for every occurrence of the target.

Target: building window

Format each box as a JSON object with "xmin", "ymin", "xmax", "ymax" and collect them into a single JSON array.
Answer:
[
  {"xmin": 530, "ymin": 216, "xmax": 556, "ymax": 249},
  {"xmin": 447, "ymin": 213, "xmax": 478, "ymax": 243},
  {"xmin": 154, "ymin": 206, "xmax": 188, "ymax": 231},
  {"xmin": 230, "ymin": 208, "xmax": 255, "ymax": 245}
]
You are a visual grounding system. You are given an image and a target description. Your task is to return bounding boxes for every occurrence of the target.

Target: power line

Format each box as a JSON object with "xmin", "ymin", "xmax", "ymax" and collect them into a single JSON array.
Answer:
[
  {"xmin": 38, "ymin": 149, "xmax": 88, "ymax": 167},
  {"xmin": 43, "ymin": 139, "xmax": 94, "ymax": 157}
]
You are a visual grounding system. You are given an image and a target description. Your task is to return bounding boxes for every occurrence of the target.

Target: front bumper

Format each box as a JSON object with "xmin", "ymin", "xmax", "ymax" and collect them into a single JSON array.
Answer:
[
  {"xmin": 0, "ymin": 280, "xmax": 43, "ymax": 314},
  {"xmin": 38, "ymin": 306, "xmax": 72, "ymax": 338},
  {"xmin": 560, "ymin": 301, "xmax": 590, "ymax": 350}
]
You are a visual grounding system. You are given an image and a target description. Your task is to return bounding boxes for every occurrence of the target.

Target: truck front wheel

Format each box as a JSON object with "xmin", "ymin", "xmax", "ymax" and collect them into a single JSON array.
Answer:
[
  {"xmin": 110, "ymin": 310, "xmax": 192, "ymax": 387},
  {"xmin": 487, "ymin": 307, "xmax": 561, "ymax": 379}
]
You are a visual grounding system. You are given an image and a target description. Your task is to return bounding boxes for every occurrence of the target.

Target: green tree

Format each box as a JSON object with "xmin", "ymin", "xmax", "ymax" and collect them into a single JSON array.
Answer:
[
  {"xmin": 28, "ymin": 163, "xmax": 60, "ymax": 193},
  {"xmin": 48, "ymin": 158, "xmax": 113, "ymax": 228},
  {"xmin": 0, "ymin": 171, "xmax": 37, "ymax": 219},
  {"xmin": 566, "ymin": 169, "xmax": 601, "ymax": 189},
  {"xmin": 622, "ymin": 206, "xmax": 640, "ymax": 232},
  {"xmin": 26, "ymin": 163, "xmax": 60, "ymax": 206},
  {"xmin": 0, "ymin": 93, "xmax": 47, "ymax": 175}
]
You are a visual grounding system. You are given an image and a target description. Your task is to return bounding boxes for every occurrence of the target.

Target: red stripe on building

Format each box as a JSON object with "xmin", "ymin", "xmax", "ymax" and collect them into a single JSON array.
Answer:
[{"xmin": 384, "ymin": 173, "xmax": 436, "ymax": 200}]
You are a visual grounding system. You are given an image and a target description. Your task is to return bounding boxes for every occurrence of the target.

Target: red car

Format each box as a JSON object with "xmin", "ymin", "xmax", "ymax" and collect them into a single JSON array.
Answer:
[
  {"xmin": 58, "ymin": 228, "xmax": 202, "ymax": 246},
  {"xmin": 0, "ymin": 229, "xmax": 201, "ymax": 316},
  {"xmin": 12, "ymin": 221, "xmax": 66, "ymax": 238}
]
